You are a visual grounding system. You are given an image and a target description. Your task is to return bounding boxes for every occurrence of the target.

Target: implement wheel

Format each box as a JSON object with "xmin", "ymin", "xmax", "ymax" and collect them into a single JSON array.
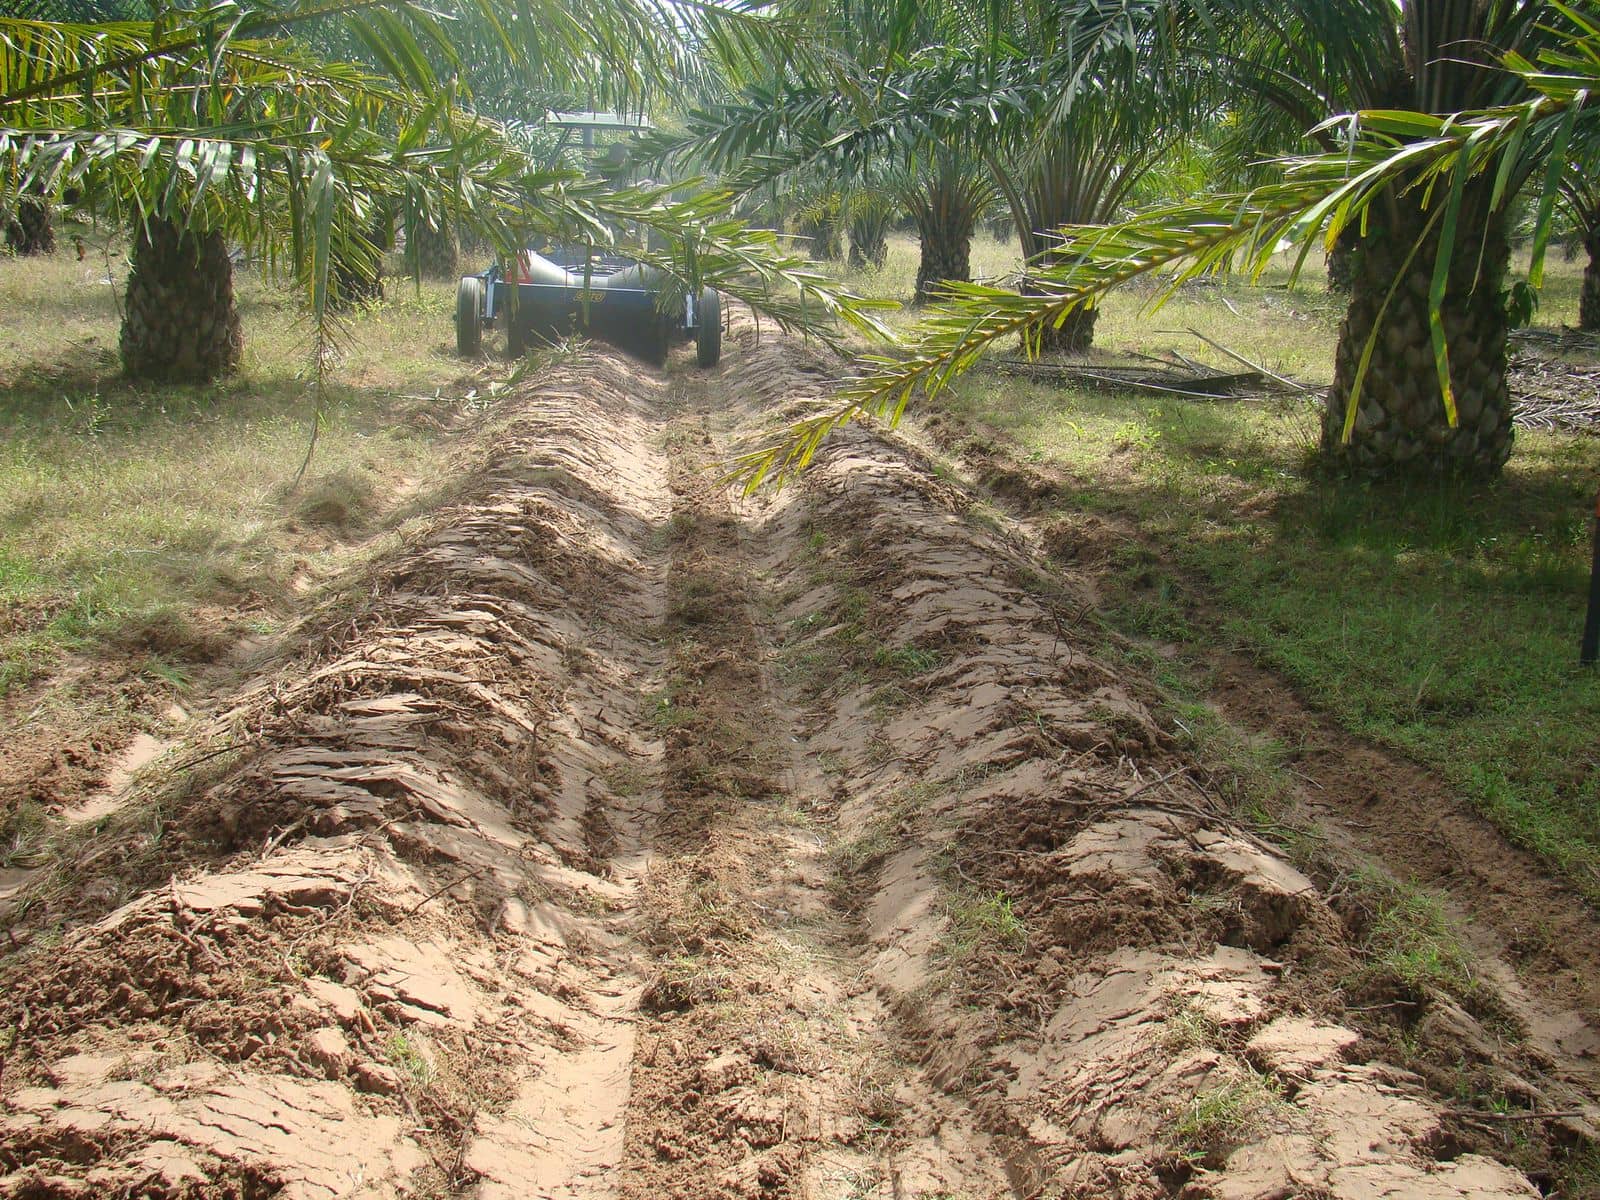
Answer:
[
  {"xmin": 455, "ymin": 276, "xmax": 483, "ymax": 356},
  {"xmin": 641, "ymin": 313, "xmax": 671, "ymax": 366},
  {"xmin": 696, "ymin": 287, "xmax": 722, "ymax": 368}
]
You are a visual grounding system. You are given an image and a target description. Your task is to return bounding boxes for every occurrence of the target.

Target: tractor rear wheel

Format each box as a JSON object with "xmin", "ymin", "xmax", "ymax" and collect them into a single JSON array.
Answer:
[
  {"xmin": 455, "ymin": 276, "xmax": 483, "ymax": 356},
  {"xmin": 696, "ymin": 288, "xmax": 722, "ymax": 368}
]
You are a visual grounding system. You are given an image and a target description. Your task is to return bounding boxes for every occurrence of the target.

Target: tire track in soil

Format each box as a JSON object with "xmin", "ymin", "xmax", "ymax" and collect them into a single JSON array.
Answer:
[{"xmin": 615, "ymin": 370, "xmax": 1015, "ymax": 1198}]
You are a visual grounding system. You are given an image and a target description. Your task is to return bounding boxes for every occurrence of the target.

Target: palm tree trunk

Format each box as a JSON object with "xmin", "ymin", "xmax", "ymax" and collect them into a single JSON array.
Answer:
[
  {"xmin": 5, "ymin": 191, "xmax": 55, "ymax": 256},
  {"xmin": 330, "ymin": 213, "xmax": 391, "ymax": 311},
  {"xmin": 332, "ymin": 259, "xmax": 384, "ymax": 310},
  {"xmin": 120, "ymin": 217, "xmax": 242, "ymax": 383},
  {"xmin": 912, "ymin": 175, "xmax": 979, "ymax": 303},
  {"xmin": 406, "ymin": 219, "xmax": 458, "ymax": 279},
  {"xmin": 1581, "ymin": 218, "xmax": 1600, "ymax": 332},
  {"xmin": 914, "ymin": 213, "xmax": 973, "ymax": 302},
  {"xmin": 1024, "ymin": 294, "xmax": 1097, "ymax": 354},
  {"xmin": 1018, "ymin": 237, "xmax": 1098, "ymax": 353},
  {"xmin": 1321, "ymin": 191, "xmax": 1512, "ymax": 476},
  {"xmin": 1326, "ymin": 222, "xmax": 1360, "ymax": 293},
  {"xmin": 797, "ymin": 213, "xmax": 842, "ymax": 261}
]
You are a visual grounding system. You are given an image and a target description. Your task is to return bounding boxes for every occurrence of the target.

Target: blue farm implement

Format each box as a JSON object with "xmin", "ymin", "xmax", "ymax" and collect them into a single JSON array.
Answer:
[{"xmin": 455, "ymin": 245, "xmax": 722, "ymax": 367}]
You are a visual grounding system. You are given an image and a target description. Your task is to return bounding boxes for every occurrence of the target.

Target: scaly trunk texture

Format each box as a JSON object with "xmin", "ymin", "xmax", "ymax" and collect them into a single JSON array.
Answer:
[
  {"xmin": 1326, "ymin": 222, "xmax": 1360, "ymax": 294},
  {"xmin": 797, "ymin": 214, "xmax": 842, "ymax": 261},
  {"xmin": 914, "ymin": 216, "xmax": 973, "ymax": 302},
  {"xmin": 1022, "ymin": 296, "xmax": 1096, "ymax": 354},
  {"xmin": 1019, "ymin": 234, "xmax": 1099, "ymax": 351},
  {"xmin": 908, "ymin": 155, "xmax": 988, "ymax": 303},
  {"xmin": 1582, "ymin": 221, "xmax": 1600, "ymax": 332},
  {"xmin": 912, "ymin": 171, "xmax": 981, "ymax": 302},
  {"xmin": 407, "ymin": 219, "xmax": 458, "ymax": 279},
  {"xmin": 5, "ymin": 192, "xmax": 54, "ymax": 256},
  {"xmin": 1322, "ymin": 190, "xmax": 1512, "ymax": 476},
  {"xmin": 1014, "ymin": 126, "xmax": 1110, "ymax": 353},
  {"xmin": 120, "ymin": 217, "xmax": 242, "ymax": 383},
  {"xmin": 847, "ymin": 213, "xmax": 889, "ymax": 270}
]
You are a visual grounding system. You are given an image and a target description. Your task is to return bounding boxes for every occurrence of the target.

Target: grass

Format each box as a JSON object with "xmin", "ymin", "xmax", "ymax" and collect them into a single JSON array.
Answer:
[
  {"xmin": 386, "ymin": 1032, "xmax": 436, "ymax": 1086},
  {"xmin": 941, "ymin": 885, "xmax": 1028, "ymax": 958},
  {"xmin": 1124, "ymin": 635, "xmax": 1510, "ymax": 1016},
  {"xmin": 920, "ymin": 246, "xmax": 1600, "ymax": 901},
  {"xmin": 1173, "ymin": 1068, "xmax": 1287, "ymax": 1161},
  {"xmin": 1350, "ymin": 872, "xmax": 1481, "ymax": 998},
  {"xmin": 830, "ymin": 229, "xmax": 1022, "ymax": 318},
  {"xmin": 0, "ymin": 235, "xmax": 476, "ymax": 698},
  {"xmin": 871, "ymin": 643, "xmax": 942, "ymax": 675}
]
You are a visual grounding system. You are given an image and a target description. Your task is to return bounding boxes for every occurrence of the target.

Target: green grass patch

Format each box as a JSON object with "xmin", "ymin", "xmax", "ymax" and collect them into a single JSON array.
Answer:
[
  {"xmin": 871, "ymin": 644, "xmax": 942, "ymax": 676},
  {"xmin": 1174, "ymin": 1068, "xmax": 1287, "ymax": 1161},
  {"xmin": 941, "ymin": 886, "xmax": 1028, "ymax": 958},
  {"xmin": 0, "ymin": 247, "xmax": 470, "ymax": 697},
  {"xmin": 1346, "ymin": 871, "xmax": 1483, "ymax": 1001},
  {"xmin": 386, "ymin": 1033, "xmax": 436, "ymax": 1087}
]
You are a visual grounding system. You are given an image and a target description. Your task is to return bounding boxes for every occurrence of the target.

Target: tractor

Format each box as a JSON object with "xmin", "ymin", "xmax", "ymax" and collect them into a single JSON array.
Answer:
[
  {"xmin": 453, "ymin": 111, "xmax": 722, "ymax": 368},
  {"xmin": 454, "ymin": 243, "xmax": 721, "ymax": 367}
]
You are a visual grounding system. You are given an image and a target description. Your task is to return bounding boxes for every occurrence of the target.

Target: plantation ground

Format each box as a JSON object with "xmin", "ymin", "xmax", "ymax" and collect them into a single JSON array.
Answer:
[
  {"xmin": 901, "ymin": 236, "xmax": 1600, "ymax": 909},
  {"xmin": 0, "ymin": 240, "xmax": 1598, "ymax": 1198},
  {"xmin": 0, "ymin": 240, "xmax": 483, "ymax": 870}
]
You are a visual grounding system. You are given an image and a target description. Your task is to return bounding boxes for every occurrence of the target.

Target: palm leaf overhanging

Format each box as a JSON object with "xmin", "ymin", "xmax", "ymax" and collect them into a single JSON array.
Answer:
[
  {"xmin": 730, "ymin": 5, "xmax": 1600, "ymax": 491},
  {"xmin": 0, "ymin": 0, "xmax": 896, "ymax": 383}
]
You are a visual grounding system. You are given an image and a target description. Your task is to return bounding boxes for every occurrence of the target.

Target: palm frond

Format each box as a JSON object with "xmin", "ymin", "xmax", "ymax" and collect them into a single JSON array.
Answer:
[{"xmin": 730, "ymin": 35, "xmax": 1600, "ymax": 490}]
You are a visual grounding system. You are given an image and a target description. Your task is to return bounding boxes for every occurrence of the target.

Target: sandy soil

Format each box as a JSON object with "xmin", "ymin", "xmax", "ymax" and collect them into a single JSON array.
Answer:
[{"xmin": 0, "ymin": 323, "xmax": 1594, "ymax": 1198}]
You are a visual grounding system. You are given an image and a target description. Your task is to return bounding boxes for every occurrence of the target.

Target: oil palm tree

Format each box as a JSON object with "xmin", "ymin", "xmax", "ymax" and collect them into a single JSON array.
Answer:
[
  {"xmin": 0, "ymin": 0, "xmax": 150, "ymax": 255},
  {"xmin": 737, "ymin": 0, "xmax": 1586, "ymax": 482},
  {"xmin": 734, "ymin": 5, "xmax": 1599, "ymax": 488},
  {"xmin": 638, "ymin": 0, "xmax": 1017, "ymax": 302},
  {"xmin": 1560, "ymin": 157, "xmax": 1600, "ymax": 328},
  {"xmin": 990, "ymin": 90, "xmax": 1209, "ymax": 349},
  {"xmin": 966, "ymin": 0, "xmax": 1216, "ymax": 351},
  {"xmin": 1, "ymin": 0, "xmax": 888, "ymax": 386},
  {"xmin": 1110, "ymin": 0, "xmax": 1563, "ymax": 471},
  {"xmin": 3, "ymin": 186, "xmax": 54, "ymax": 254},
  {"xmin": 905, "ymin": 149, "xmax": 994, "ymax": 300},
  {"xmin": 1165, "ymin": 0, "xmax": 1559, "ymax": 473}
]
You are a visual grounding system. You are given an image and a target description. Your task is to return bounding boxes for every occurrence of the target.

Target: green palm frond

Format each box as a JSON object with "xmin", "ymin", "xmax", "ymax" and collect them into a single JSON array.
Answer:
[
  {"xmin": 1, "ymin": 0, "xmax": 895, "ymax": 342},
  {"xmin": 730, "ymin": 22, "xmax": 1600, "ymax": 491}
]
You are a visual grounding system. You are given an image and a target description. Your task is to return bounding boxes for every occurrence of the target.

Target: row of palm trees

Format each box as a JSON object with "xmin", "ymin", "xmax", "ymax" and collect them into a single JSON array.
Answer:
[
  {"xmin": 0, "ymin": 0, "xmax": 891, "ymax": 386},
  {"xmin": 663, "ymin": 0, "xmax": 1598, "ymax": 484},
  {"xmin": 4, "ymin": 0, "xmax": 1597, "ymax": 489}
]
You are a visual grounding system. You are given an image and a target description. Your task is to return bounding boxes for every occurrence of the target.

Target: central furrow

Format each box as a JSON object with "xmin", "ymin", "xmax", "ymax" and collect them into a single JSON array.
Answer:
[{"xmin": 0, "ymin": 330, "xmax": 1576, "ymax": 1199}]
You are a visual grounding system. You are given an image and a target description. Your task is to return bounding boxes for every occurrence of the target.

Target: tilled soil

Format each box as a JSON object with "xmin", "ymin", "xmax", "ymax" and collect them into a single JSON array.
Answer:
[
  {"xmin": 916, "ymin": 405, "xmax": 1600, "ymax": 1108},
  {"xmin": 0, "ymin": 325, "xmax": 1595, "ymax": 1199}
]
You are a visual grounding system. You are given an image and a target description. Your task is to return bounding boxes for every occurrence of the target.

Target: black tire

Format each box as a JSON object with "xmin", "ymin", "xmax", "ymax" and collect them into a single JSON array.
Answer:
[
  {"xmin": 635, "ymin": 313, "xmax": 670, "ymax": 366},
  {"xmin": 455, "ymin": 276, "xmax": 483, "ymax": 356},
  {"xmin": 696, "ymin": 287, "xmax": 722, "ymax": 367}
]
